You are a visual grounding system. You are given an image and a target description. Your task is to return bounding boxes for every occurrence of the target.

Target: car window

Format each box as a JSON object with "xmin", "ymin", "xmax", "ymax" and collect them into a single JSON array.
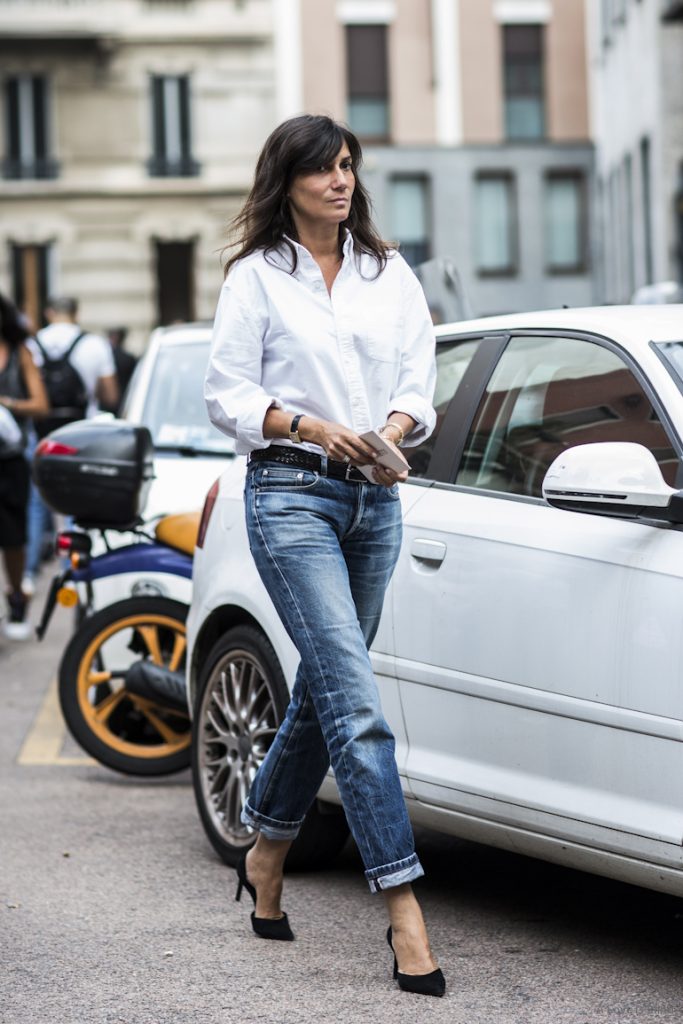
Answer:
[
  {"xmin": 653, "ymin": 340, "xmax": 683, "ymax": 392},
  {"xmin": 456, "ymin": 334, "xmax": 679, "ymax": 497},
  {"xmin": 405, "ymin": 337, "xmax": 481, "ymax": 478},
  {"xmin": 141, "ymin": 341, "xmax": 235, "ymax": 455}
]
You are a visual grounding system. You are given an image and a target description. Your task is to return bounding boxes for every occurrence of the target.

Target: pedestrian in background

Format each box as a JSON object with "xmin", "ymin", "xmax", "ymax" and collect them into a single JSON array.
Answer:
[
  {"xmin": 22, "ymin": 297, "xmax": 119, "ymax": 595},
  {"xmin": 205, "ymin": 114, "xmax": 444, "ymax": 997},
  {"xmin": 104, "ymin": 326, "xmax": 137, "ymax": 416},
  {"xmin": 30, "ymin": 296, "xmax": 119, "ymax": 425},
  {"xmin": 0, "ymin": 294, "xmax": 48, "ymax": 638}
]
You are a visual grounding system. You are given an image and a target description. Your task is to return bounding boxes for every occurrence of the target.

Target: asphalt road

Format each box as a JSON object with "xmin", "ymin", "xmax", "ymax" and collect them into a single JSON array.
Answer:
[{"xmin": 3, "ymin": 574, "xmax": 683, "ymax": 1024}]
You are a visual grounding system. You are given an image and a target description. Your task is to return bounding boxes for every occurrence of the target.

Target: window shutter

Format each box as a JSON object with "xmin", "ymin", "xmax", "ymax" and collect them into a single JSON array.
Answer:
[
  {"xmin": 32, "ymin": 76, "xmax": 47, "ymax": 164},
  {"xmin": 178, "ymin": 75, "xmax": 190, "ymax": 160},
  {"xmin": 151, "ymin": 76, "xmax": 166, "ymax": 163},
  {"xmin": 6, "ymin": 78, "xmax": 20, "ymax": 168},
  {"xmin": 346, "ymin": 25, "xmax": 388, "ymax": 99}
]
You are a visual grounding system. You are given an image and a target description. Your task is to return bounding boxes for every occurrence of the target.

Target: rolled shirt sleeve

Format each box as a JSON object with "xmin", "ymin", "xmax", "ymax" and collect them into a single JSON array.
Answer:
[
  {"xmin": 388, "ymin": 269, "xmax": 437, "ymax": 447},
  {"xmin": 205, "ymin": 280, "xmax": 283, "ymax": 453}
]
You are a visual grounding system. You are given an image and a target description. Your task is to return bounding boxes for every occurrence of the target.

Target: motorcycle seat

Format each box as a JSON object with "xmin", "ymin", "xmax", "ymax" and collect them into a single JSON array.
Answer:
[{"xmin": 154, "ymin": 512, "xmax": 200, "ymax": 555}]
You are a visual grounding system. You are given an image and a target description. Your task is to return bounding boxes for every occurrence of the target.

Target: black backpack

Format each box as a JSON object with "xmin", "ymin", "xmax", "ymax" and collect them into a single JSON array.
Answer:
[{"xmin": 34, "ymin": 331, "xmax": 89, "ymax": 438}]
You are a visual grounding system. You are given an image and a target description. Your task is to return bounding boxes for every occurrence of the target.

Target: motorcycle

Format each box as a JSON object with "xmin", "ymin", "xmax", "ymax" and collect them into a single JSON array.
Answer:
[
  {"xmin": 36, "ymin": 516, "xmax": 196, "ymax": 776},
  {"xmin": 34, "ymin": 419, "xmax": 196, "ymax": 777}
]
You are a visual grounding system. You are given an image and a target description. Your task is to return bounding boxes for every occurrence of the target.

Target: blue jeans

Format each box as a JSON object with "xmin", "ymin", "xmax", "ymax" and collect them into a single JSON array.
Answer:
[
  {"xmin": 24, "ymin": 433, "xmax": 54, "ymax": 578},
  {"xmin": 242, "ymin": 461, "xmax": 424, "ymax": 893},
  {"xmin": 26, "ymin": 483, "xmax": 54, "ymax": 578}
]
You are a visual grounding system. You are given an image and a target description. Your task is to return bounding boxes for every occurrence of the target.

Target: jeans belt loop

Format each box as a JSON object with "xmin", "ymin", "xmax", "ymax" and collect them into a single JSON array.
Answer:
[{"xmin": 320, "ymin": 452, "xmax": 328, "ymax": 477}]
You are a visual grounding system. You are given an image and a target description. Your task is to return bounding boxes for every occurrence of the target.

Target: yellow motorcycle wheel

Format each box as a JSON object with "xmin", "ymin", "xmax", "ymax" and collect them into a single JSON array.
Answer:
[{"xmin": 58, "ymin": 597, "xmax": 191, "ymax": 776}]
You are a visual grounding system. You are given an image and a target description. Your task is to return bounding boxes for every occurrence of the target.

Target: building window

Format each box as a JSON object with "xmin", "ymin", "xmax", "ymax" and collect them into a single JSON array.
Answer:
[
  {"xmin": 623, "ymin": 154, "xmax": 635, "ymax": 296},
  {"xmin": 148, "ymin": 75, "xmax": 199, "ymax": 178},
  {"xmin": 390, "ymin": 177, "xmax": 430, "ymax": 267},
  {"xmin": 615, "ymin": 0, "xmax": 627, "ymax": 22},
  {"xmin": 155, "ymin": 240, "xmax": 195, "ymax": 325},
  {"xmin": 640, "ymin": 135, "xmax": 654, "ymax": 285},
  {"xmin": 3, "ymin": 75, "xmax": 57, "ymax": 180},
  {"xmin": 346, "ymin": 25, "xmax": 390, "ymax": 140},
  {"xmin": 662, "ymin": 0, "xmax": 683, "ymax": 21},
  {"xmin": 503, "ymin": 25, "xmax": 545, "ymax": 140},
  {"xmin": 544, "ymin": 172, "xmax": 586, "ymax": 274},
  {"xmin": 677, "ymin": 161, "xmax": 683, "ymax": 284},
  {"xmin": 608, "ymin": 167, "xmax": 621, "ymax": 299},
  {"xmin": 11, "ymin": 242, "xmax": 51, "ymax": 330},
  {"xmin": 601, "ymin": 0, "xmax": 627, "ymax": 43},
  {"xmin": 475, "ymin": 173, "xmax": 517, "ymax": 276}
]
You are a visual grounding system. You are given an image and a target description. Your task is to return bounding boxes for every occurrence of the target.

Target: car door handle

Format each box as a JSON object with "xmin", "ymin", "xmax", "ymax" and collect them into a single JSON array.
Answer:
[{"xmin": 410, "ymin": 539, "xmax": 447, "ymax": 564}]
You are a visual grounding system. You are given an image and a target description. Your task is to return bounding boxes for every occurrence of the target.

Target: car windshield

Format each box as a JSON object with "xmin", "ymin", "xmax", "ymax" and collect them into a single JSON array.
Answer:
[
  {"xmin": 141, "ymin": 340, "xmax": 235, "ymax": 455},
  {"xmin": 654, "ymin": 341, "xmax": 683, "ymax": 393}
]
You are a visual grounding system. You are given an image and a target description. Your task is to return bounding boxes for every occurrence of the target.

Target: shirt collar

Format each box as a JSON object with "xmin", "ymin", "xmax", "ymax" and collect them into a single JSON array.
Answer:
[{"xmin": 270, "ymin": 230, "xmax": 354, "ymax": 275}]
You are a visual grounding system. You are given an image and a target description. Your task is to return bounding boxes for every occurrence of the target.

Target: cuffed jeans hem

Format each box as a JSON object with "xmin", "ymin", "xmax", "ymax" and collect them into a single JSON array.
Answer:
[
  {"xmin": 365, "ymin": 854, "xmax": 424, "ymax": 893},
  {"xmin": 240, "ymin": 801, "xmax": 303, "ymax": 841}
]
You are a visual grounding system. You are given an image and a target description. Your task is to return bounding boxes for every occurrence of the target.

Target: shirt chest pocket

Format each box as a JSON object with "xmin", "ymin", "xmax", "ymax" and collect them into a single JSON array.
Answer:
[{"xmin": 356, "ymin": 305, "xmax": 402, "ymax": 364}]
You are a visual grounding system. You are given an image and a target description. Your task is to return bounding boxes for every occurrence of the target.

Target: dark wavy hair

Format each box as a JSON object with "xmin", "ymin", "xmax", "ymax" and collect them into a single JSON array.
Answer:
[
  {"xmin": 223, "ymin": 114, "xmax": 389, "ymax": 278},
  {"xmin": 0, "ymin": 293, "xmax": 29, "ymax": 349}
]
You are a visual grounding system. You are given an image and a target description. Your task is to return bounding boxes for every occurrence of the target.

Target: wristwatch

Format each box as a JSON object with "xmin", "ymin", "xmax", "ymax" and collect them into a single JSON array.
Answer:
[{"xmin": 289, "ymin": 414, "xmax": 304, "ymax": 444}]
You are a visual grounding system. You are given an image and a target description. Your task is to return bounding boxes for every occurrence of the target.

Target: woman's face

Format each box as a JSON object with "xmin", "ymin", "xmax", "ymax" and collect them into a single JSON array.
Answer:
[{"xmin": 287, "ymin": 144, "xmax": 355, "ymax": 233}]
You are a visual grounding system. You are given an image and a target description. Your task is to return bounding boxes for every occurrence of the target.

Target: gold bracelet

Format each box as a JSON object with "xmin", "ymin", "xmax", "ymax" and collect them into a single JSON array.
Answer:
[{"xmin": 380, "ymin": 422, "xmax": 404, "ymax": 446}]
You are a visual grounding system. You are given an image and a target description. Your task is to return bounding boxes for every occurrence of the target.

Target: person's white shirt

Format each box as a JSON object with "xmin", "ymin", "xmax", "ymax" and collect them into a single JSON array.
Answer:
[
  {"xmin": 206, "ymin": 233, "xmax": 437, "ymax": 456},
  {"xmin": 28, "ymin": 322, "xmax": 116, "ymax": 418}
]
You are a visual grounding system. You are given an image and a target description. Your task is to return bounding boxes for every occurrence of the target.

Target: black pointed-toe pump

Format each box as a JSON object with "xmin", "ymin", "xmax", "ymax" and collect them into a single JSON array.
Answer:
[
  {"xmin": 386, "ymin": 926, "xmax": 446, "ymax": 997},
  {"xmin": 235, "ymin": 855, "xmax": 294, "ymax": 941}
]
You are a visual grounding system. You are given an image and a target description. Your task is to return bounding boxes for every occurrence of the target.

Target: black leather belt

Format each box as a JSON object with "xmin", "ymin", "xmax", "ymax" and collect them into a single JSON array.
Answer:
[{"xmin": 249, "ymin": 444, "xmax": 367, "ymax": 482}]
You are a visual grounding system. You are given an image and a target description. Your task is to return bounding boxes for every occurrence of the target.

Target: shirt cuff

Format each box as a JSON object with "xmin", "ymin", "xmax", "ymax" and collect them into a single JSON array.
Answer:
[
  {"xmin": 238, "ymin": 395, "xmax": 283, "ymax": 451},
  {"xmin": 388, "ymin": 394, "xmax": 436, "ymax": 447}
]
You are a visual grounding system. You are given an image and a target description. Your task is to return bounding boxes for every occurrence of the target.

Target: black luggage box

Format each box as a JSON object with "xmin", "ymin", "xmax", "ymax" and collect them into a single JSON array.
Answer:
[{"xmin": 33, "ymin": 419, "xmax": 155, "ymax": 528}]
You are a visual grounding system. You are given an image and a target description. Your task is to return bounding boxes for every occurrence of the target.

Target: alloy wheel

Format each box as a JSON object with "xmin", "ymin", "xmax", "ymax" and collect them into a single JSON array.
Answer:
[{"xmin": 196, "ymin": 646, "xmax": 279, "ymax": 848}]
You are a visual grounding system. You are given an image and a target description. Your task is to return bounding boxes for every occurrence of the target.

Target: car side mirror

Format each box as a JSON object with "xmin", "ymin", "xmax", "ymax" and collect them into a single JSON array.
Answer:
[{"xmin": 542, "ymin": 442, "xmax": 683, "ymax": 522}]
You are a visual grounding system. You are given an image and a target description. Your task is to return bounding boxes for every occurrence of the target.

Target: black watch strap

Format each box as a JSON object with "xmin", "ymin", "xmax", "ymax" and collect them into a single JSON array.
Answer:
[{"xmin": 289, "ymin": 414, "xmax": 304, "ymax": 444}]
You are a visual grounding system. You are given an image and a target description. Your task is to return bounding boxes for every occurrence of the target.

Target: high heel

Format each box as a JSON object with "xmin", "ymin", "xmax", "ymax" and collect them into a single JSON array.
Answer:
[
  {"xmin": 235, "ymin": 854, "xmax": 294, "ymax": 941},
  {"xmin": 386, "ymin": 927, "xmax": 446, "ymax": 997}
]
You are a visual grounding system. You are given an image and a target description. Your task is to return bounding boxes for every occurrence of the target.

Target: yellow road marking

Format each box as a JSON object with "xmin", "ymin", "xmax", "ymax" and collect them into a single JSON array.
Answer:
[{"xmin": 18, "ymin": 678, "xmax": 95, "ymax": 766}]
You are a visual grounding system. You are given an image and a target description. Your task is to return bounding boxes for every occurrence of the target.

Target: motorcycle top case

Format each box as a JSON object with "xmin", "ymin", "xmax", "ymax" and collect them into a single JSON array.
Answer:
[{"xmin": 33, "ymin": 419, "xmax": 155, "ymax": 527}]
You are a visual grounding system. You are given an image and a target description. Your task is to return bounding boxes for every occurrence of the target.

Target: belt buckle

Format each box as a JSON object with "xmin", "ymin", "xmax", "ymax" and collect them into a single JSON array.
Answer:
[{"xmin": 345, "ymin": 461, "xmax": 360, "ymax": 481}]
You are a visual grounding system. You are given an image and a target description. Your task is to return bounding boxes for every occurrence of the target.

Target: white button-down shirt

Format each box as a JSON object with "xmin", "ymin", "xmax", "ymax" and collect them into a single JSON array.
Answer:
[{"xmin": 205, "ymin": 233, "xmax": 436, "ymax": 456}]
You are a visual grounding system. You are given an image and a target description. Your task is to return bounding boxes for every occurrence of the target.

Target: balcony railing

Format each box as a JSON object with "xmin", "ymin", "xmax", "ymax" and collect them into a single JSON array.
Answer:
[
  {"xmin": 147, "ymin": 155, "xmax": 201, "ymax": 178},
  {"xmin": 2, "ymin": 157, "xmax": 59, "ymax": 181},
  {"xmin": 0, "ymin": 0, "xmax": 118, "ymax": 42},
  {"xmin": 0, "ymin": 0, "xmax": 271, "ymax": 43}
]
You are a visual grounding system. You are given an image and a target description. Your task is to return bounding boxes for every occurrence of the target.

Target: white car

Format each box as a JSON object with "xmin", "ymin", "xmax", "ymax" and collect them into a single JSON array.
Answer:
[
  {"xmin": 90, "ymin": 323, "xmax": 243, "ymax": 609},
  {"xmin": 187, "ymin": 305, "xmax": 683, "ymax": 893}
]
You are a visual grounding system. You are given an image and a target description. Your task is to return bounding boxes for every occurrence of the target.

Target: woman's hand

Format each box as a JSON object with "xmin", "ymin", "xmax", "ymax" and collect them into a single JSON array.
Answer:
[
  {"xmin": 302, "ymin": 418, "xmax": 378, "ymax": 466},
  {"xmin": 262, "ymin": 409, "xmax": 407, "ymax": 488},
  {"xmin": 372, "ymin": 435, "xmax": 409, "ymax": 487}
]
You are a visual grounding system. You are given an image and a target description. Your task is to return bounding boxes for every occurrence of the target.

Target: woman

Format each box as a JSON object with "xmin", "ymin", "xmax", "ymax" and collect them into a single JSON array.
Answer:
[
  {"xmin": 0, "ymin": 294, "xmax": 49, "ymax": 638},
  {"xmin": 205, "ymin": 115, "xmax": 444, "ymax": 996}
]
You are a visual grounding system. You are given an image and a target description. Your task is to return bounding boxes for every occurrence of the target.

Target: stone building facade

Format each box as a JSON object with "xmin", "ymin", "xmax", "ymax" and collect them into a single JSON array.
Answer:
[
  {"xmin": 586, "ymin": 0, "xmax": 683, "ymax": 303},
  {"xmin": 0, "ymin": 0, "xmax": 595, "ymax": 344},
  {"xmin": 0, "ymin": 0, "xmax": 279, "ymax": 349},
  {"xmin": 290, "ymin": 0, "xmax": 595, "ymax": 317}
]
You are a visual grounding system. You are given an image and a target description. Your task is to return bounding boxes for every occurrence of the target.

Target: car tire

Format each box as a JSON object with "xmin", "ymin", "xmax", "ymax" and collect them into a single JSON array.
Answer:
[
  {"xmin": 191, "ymin": 624, "xmax": 350, "ymax": 871},
  {"xmin": 58, "ymin": 597, "xmax": 191, "ymax": 776}
]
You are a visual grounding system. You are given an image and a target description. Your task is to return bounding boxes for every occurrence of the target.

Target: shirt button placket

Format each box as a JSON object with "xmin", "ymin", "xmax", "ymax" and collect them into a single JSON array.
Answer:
[{"xmin": 338, "ymin": 317, "xmax": 370, "ymax": 433}]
